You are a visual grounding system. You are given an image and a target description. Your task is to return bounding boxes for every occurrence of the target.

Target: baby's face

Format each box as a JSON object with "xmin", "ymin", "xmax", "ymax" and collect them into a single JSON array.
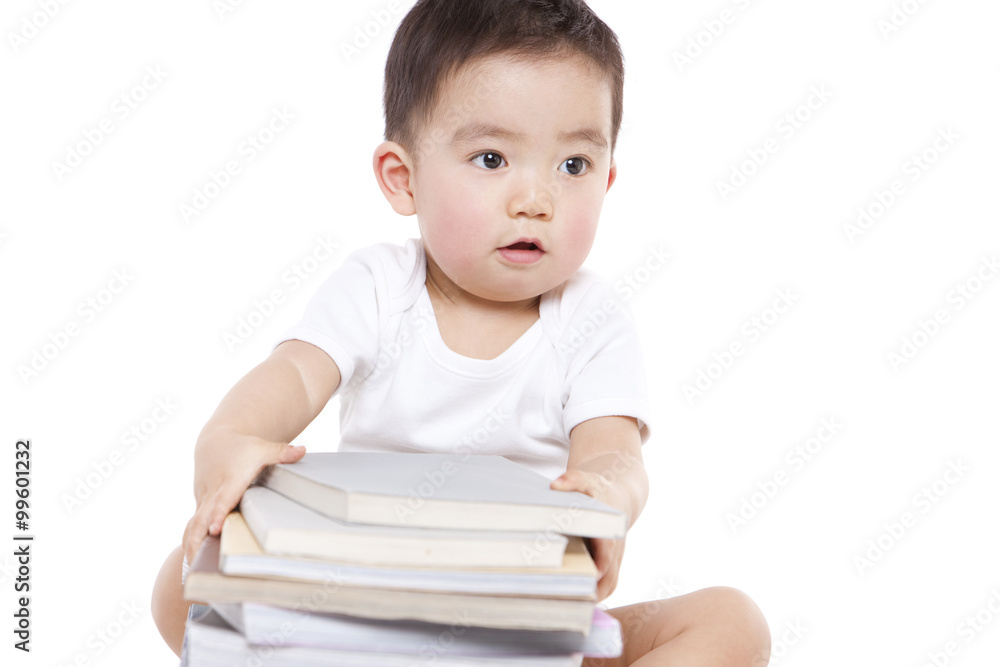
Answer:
[{"xmin": 409, "ymin": 52, "xmax": 616, "ymax": 305}]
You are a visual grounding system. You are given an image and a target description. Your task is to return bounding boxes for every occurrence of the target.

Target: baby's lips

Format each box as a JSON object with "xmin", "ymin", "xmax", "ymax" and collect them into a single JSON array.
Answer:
[{"xmin": 502, "ymin": 237, "xmax": 544, "ymax": 251}]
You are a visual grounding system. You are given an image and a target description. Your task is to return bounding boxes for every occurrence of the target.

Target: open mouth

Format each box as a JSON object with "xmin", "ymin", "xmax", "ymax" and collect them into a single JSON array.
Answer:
[{"xmin": 498, "ymin": 239, "xmax": 545, "ymax": 264}]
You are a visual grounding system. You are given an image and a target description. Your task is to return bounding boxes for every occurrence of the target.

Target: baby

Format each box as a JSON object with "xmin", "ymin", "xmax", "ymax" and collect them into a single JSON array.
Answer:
[{"xmin": 152, "ymin": 1, "xmax": 770, "ymax": 664}]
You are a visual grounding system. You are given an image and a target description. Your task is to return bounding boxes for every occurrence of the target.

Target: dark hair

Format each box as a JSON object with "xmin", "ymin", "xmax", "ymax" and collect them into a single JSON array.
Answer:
[{"xmin": 383, "ymin": 0, "xmax": 624, "ymax": 160}]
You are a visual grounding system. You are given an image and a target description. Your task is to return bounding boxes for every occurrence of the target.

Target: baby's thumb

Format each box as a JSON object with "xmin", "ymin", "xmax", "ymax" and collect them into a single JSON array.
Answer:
[
  {"xmin": 276, "ymin": 443, "xmax": 307, "ymax": 464},
  {"xmin": 550, "ymin": 471, "xmax": 580, "ymax": 491}
]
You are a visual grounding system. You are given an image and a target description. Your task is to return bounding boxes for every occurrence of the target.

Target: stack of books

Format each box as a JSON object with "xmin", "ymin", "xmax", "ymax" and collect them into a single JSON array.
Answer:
[{"xmin": 180, "ymin": 452, "xmax": 626, "ymax": 666}]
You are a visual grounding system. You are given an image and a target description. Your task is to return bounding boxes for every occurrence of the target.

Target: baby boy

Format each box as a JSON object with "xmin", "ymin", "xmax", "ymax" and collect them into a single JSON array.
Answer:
[{"xmin": 152, "ymin": 1, "xmax": 770, "ymax": 664}]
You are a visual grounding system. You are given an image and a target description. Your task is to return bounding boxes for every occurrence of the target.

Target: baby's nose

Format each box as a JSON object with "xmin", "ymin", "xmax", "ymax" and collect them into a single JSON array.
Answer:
[{"xmin": 507, "ymin": 174, "xmax": 556, "ymax": 220}]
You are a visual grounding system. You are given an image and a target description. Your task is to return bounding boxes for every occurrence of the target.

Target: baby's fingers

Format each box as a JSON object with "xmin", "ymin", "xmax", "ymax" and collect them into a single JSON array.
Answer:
[
  {"xmin": 276, "ymin": 443, "xmax": 306, "ymax": 464},
  {"xmin": 585, "ymin": 537, "xmax": 624, "ymax": 601},
  {"xmin": 203, "ymin": 483, "xmax": 246, "ymax": 534},
  {"xmin": 182, "ymin": 511, "xmax": 209, "ymax": 567},
  {"xmin": 183, "ymin": 488, "xmax": 239, "ymax": 563},
  {"xmin": 596, "ymin": 561, "xmax": 621, "ymax": 601},
  {"xmin": 550, "ymin": 469, "xmax": 602, "ymax": 496}
]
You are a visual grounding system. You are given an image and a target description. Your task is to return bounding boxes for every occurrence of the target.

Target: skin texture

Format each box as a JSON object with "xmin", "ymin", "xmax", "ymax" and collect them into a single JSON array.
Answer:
[{"xmin": 152, "ymin": 51, "xmax": 771, "ymax": 665}]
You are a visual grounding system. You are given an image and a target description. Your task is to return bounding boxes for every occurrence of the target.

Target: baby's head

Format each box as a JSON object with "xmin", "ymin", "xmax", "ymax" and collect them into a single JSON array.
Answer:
[{"xmin": 373, "ymin": 0, "xmax": 624, "ymax": 305}]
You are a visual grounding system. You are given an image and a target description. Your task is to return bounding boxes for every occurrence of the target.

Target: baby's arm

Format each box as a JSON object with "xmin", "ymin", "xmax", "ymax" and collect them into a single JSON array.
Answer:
[
  {"xmin": 550, "ymin": 415, "xmax": 648, "ymax": 600},
  {"xmin": 182, "ymin": 339, "xmax": 340, "ymax": 565}
]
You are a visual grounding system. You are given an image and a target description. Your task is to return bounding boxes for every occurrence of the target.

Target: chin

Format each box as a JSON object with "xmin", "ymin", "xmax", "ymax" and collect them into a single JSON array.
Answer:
[
  {"xmin": 486, "ymin": 277, "xmax": 564, "ymax": 304},
  {"xmin": 468, "ymin": 280, "xmax": 542, "ymax": 304}
]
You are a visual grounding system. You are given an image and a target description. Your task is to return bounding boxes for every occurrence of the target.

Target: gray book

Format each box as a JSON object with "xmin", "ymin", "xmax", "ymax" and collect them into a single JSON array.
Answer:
[
  {"xmin": 184, "ymin": 536, "xmax": 596, "ymax": 634},
  {"xmin": 182, "ymin": 606, "xmax": 587, "ymax": 667},
  {"xmin": 211, "ymin": 601, "xmax": 622, "ymax": 658},
  {"xmin": 256, "ymin": 452, "xmax": 626, "ymax": 539},
  {"xmin": 240, "ymin": 486, "xmax": 568, "ymax": 569}
]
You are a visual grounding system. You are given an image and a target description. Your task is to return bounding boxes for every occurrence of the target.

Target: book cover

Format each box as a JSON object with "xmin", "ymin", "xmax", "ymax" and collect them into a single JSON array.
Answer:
[
  {"xmin": 240, "ymin": 485, "xmax": 567, "ymax": 568},
  {"xmin": 185, "ymin": 536, "xmax": 596, "ymax": 633},
  {"xmin": 256, "ymin": 452, "xmax": 627, "ymax": 538},
  {"xmin": 221, "ymin": 511, "xmax": 596, "ymax": 598},
  {"xmin": 184, "ymin": 606, "xmax": 586, "ymax": 667},
  {"xmin": 211, "ymin": 600, "xmax": 622, "ymax": 657}
]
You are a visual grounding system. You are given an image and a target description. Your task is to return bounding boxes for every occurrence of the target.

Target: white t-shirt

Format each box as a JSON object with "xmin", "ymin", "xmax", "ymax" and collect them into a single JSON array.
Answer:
[{"xmin": 279, "ymin": 238, "xmax": 651, "ymax": 480}]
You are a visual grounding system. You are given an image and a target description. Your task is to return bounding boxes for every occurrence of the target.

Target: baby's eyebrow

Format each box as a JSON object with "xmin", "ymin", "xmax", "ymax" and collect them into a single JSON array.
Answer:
[
  {"xmin": 451, "ymin": 121, "xmax": 522, "ymax": 145},
  {"xmin": 559, "ymin": 127, "xmax": 608, "ymax": 155},
  {"xmin": 451, "ymin": 121, "xmax": 608, "ymax": 155}
]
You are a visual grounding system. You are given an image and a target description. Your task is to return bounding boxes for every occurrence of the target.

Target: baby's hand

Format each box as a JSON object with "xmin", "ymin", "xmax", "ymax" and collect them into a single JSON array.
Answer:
[
  {"xmin": 182, "ymin": 432, "xmax": 306, "ymax": 566},
  {"xmin": 550, "ymin": 469, "xmax": 630, "ymax": 601}
]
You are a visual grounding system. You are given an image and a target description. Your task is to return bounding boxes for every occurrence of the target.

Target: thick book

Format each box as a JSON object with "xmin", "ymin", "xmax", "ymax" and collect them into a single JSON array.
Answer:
[
  {"xmin": 182, "ymin": 605, "xmax": 585, "ymax": 667},
  {"xmin": 185, "ymin": 536, "xmax": 596, "ymax": 633},
  {"xmin": 221, "ymin": 511, "xmax": 597, "ymax": 598},
  {"xmin": 211, "ymin": 600, "xmax": 622, "ymax": 658},
  {"xmin": 240, "ymin": 485, "xmax": 567, "ymax": 569},
  {"xmin": 256, "ymin": 452, "xmax": 627, "ymax": 538}
]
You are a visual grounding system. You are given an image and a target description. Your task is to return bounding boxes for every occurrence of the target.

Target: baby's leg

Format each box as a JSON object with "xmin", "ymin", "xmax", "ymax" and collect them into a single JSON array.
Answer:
[
  {"xmin": 151, "ymin": 545, "xmax": 206, "ymax": 658},
  {"xmin": 584, "ymin": 586, "xmax": 770, "ymax": 667}
]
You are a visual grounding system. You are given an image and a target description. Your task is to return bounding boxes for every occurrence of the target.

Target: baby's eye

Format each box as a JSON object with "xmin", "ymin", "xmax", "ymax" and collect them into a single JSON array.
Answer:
[
  {"xmin": 471, "ymin": 152, "xmax": 506, "ymax": 170},
  {"xmin": 560, "ymin": 157, "xmax": 591, "ymax": 176}
]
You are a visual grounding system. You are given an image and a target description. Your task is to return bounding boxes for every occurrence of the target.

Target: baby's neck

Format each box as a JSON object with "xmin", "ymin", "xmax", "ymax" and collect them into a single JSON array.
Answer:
[{"xmin": 425, "ymin": 270, "xmax": 540, "ymax": 361}]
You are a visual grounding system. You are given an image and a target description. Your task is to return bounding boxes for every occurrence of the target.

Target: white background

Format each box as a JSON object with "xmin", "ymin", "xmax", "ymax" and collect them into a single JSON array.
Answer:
[{"xmin": 2, "ymin": 0, "xmax": 999, "ymax": 665}]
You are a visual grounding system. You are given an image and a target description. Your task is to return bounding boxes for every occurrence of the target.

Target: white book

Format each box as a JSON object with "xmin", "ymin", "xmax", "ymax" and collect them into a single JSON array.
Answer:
[
  {"xmin": 211, "ymin": 601, "xmax": 623, "ymax": 658},
  {"xmin": 220, "ymin": 511, "xmax": 596, "ymax": 598},
  {"xmin": 182, "ymin": 606, "xmax": 585, "ymax": 667},
  {"xmin": 256, "ymin": 452, "xmax": 627, "ymax": 538},
  {"xmin": 240, "ymin": 486, "xmax": 567, "ymax": 569},
  {"xmin": 184, "ymin": 536, "xmax": 597, "ymax": 633}
]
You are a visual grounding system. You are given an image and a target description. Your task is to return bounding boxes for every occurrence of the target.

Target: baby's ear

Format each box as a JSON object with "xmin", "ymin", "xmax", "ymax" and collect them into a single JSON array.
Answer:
[
  {"xmin": 372, "ymin": 141, "xmax": 416, "ymax": 216},
  {"xmin": 606, "ymin": 158, "xmax": 617, "ymax": 192}
]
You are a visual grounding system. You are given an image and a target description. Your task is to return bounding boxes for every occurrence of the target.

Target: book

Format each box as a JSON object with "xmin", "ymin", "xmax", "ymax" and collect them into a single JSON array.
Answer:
[
  {"xmin": 221, "ymin": 511, "xmax": 597, "ymax": 598},
  {"xmin": 210, "ymin": 600, "xmax": 623, "ymax": 657},
  {"xmin": 256, "ymin": 452, "xmax": 627, "ymax": 538},
  {"xmin": 182, "ymin": 605, "xmax": 586, "ymax": 667},
  {"xmin": 184, "ymin": 535, "xmax": 596, "ymax": 633},
  {"xmin": 240, "ymin": 485, "xmax": 568, "ymax": 569}
]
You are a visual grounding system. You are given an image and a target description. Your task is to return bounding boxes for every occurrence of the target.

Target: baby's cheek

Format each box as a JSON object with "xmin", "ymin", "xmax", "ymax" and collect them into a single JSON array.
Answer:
[
  {"xmin": 427, "ymin": 197, "xmax": 488, "ymax": 269},
  {"xmin": 561, "ymin": 211, "xmax": 600, "ymax": 259}
]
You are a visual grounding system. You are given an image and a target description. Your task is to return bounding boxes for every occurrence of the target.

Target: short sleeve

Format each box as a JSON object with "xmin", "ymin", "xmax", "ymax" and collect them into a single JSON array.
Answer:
[
  {"xmin": 557, "ymin": 282, "xmax": 652, "ymax": 444},
  {"xmin": 275, "ymin": 247, "xmax": 383, "ymax": 390}
]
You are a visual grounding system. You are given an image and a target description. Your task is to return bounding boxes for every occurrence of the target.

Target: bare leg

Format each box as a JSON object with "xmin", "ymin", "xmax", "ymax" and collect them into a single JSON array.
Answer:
[
  {"xmin": 151, "ymin": 545, "xmax": 207, "ymax": 658},
  {"xmin": 584, "ymin": 587, "xmax": 771, "ymax": 667}
]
